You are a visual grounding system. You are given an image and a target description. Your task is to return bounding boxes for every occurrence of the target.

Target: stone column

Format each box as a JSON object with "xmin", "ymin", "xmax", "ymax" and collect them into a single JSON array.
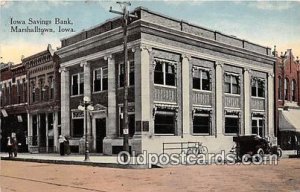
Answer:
[
  {"xmin": 103, "ymin": 55, "xmax": 116, "ymax": 155},
  {"xmin": 268, "ymin": 72, "xmax": 275, "ymax": 138},
  {"xmin": 53, "ymin": 112, "xmax": 58, "ymax": 152},
  {"xmin": 27, "ymin": 113, "xmax": 32, "ymax": 151},
  {"xmin": 215, "ymin": 62, "xmax": 224, "ymax": 137},
  {"xmin": 181, "ymin": 54, "xmax": 191, "ymax": 136},
  {"xmin": 81, "ymin": 61, "xmax": 92, "ymax": 141},
  {"xmin": 243, "ymin": 68, "xmax": 251, "ymax": 135},
  {"xmin": 45, "ymin": 113, "xmax": 48, "ymax": 152},
  {"xmin": 134, "ymin": 46, "xmax": 151, "ymax": 135},
  {"xmin": 59, "ymin": 67, "xmax": 70, "ymax": 136},
  {"xmin": 105, "ymin": 55, "xmax": 117, "ymax": 137}
]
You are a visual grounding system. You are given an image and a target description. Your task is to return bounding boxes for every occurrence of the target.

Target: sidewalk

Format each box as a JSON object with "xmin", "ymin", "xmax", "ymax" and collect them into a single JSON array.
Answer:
[{"xmin": 0, "ymin": 153, "xmax": 148, "ymax": 169}]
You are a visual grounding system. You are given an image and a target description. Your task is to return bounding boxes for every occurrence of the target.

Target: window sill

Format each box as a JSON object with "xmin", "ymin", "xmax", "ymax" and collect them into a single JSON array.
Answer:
[
  {"xmin": 224, "ymin": 93, "xmax": 240, "ymax": 97},
  {"xmin": 70, "ymin": 94, "xmax": 83, "ymax": 98},
  {"xmin": 192, "ymin": 133, "xmax": 211, "ymax": 136},
  {"xmin": 192, "ymin": 89, "xmax": 212, "ymax": 93},
  {"xmin": 224, "ymin": 133, "xmax": 238, "ymax": 136},
  {"xmin": 251, "ymin": 96, "xmax": 265, "ymax": 100},
  {"xmin": 117, "ymin": 85, "xmax": 134, "ymax": 89},
  {"xmin": 93, "ymin": 90, "xmax": 108, "ymax": 94},
  {"xmin": 154, "ymin": 84, "xmax": 177, "ymax": 89},
  {"xmin": 154, "ymin": 134, "xmax": 176, "ymax": 136}
]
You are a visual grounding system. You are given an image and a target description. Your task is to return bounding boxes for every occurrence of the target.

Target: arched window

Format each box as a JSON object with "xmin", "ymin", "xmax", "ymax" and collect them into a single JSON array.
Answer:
[
  {"xmin": 278, "ymin": 77, "xmax": 282, "ymax": 100},
  {"xmin": 291, "ymin": 80, "xmax": 296, "ymax": 101},
  {"xmin": 284, "ymin": 78, "xmax": 289, "ymax": 100}
]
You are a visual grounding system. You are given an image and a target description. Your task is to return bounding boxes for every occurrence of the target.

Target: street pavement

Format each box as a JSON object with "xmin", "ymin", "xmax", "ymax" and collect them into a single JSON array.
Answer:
[{"xmin": 1, "ymin": 159, "xmax": 300, "ymax": 192}]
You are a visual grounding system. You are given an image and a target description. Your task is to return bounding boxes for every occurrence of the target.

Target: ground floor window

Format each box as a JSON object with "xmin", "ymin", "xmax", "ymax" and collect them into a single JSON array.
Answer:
[
  {"xmin": 72, "ymin": 119, "xmax": 84, "ymax": 137},
  {"xmin": 193, "ymin": 110, "xmax": 211, "ymax": 134},
  {"xmin": 225, "ymin": 115, "xmax": 239, "ymax": 134},
  {"xmin": 154, "ymin": 110, "xmax": 176, "ymax": 135},
  {"xmin": 252, "ymin": 116, "xmax": 264, "ymax": 137}
]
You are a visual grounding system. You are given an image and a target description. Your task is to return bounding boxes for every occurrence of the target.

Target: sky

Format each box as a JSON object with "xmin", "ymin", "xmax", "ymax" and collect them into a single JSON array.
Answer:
[{"xmin": 0, "ymin": 0, "xmax": 300, "ymax": 64}]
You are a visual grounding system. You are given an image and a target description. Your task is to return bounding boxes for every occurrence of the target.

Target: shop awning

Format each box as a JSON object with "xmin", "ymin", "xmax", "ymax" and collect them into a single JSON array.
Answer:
[{"xmin": 279, "ymin": 109, "xmax": 300, "ymax": 132}]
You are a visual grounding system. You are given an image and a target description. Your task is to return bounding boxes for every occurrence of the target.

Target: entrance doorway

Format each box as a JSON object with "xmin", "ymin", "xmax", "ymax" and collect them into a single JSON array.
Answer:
[{"xmin": 96, "ymin": 118, "xmax": 106, "ymax": 153}]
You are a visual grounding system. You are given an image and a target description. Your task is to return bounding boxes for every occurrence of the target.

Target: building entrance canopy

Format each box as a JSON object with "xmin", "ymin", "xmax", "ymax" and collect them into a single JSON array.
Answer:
[{"xmin": 279, "ymin": 109, "xmax": 300, "ymax": 132}]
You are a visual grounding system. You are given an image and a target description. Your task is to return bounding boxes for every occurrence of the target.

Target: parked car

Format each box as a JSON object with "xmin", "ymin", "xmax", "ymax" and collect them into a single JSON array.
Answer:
[{"xmin": 232, "ymin": 135, "xmax": 282, "ymax": 161}]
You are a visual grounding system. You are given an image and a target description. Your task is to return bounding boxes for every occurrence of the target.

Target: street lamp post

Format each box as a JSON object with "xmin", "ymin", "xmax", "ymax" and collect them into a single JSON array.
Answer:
[{"xmin": 78, "ymin": 96, "xmax": 94, "ymax": 161}]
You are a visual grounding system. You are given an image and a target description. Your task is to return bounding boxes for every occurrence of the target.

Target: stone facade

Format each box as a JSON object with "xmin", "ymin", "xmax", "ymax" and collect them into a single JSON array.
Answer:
[{"xmin": 56, "ymin": 7, "xmax": 275, "ymax": 155}]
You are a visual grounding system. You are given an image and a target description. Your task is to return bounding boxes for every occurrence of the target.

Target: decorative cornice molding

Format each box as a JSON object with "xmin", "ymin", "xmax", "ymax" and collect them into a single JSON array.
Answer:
[
  {"xmin": 182, "ymin": 53, "xmax": 191, "ymax": 61},
  {"xmin": 215, "ymin": 61, "xmax": 224, "ymax": 68},
  {"xmin": 268, "ymin": 72, "xmax": 274, "ymax": 78},
  {"xmin": 58, "ymin": 67, "xmax": 68, "ymax": 73},
  {"xmin": 140, "ymin": 45, "xmax": 152, "ymax": 53},
  {"xmin": 80, "ymin": 60, "xmax": 88, "ymax": 67},
  {"xmin": 104, "ymin": 54, "xmax": 112, "ymax": 61}
]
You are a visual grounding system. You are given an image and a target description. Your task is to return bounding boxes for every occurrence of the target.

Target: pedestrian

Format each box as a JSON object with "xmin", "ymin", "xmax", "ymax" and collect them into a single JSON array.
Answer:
[
  {"xmin": 12, "ymin": 136, "xmax": 18, "ymax": 157},
  {"xmin": 64, "ymin": 136, "xmax": 71, "ymax": 155},
  {"xmin": 7, "ymin": 137, "xmax": 13, "ymax": 158},
  {"xmin": 59, "ymin": 135, "xmax": 66, "ymax": 156}
]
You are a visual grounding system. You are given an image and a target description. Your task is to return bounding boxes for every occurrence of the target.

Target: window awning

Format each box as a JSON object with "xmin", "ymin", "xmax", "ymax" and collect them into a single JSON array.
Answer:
[{"xmin": 279, "ymin": 109, "xmax": 300, "ymax": 132}]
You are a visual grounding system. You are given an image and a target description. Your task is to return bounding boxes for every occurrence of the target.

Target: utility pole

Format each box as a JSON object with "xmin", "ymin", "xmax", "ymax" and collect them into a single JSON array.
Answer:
[{"xmin": 110, "ymin": 2, "xmax": 137, "ymax": 161}]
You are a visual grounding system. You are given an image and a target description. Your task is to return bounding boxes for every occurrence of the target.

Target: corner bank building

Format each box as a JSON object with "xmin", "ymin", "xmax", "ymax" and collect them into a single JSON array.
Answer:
[{"xmin": 56, "ymin": 7, "xmax": 276, "ymax": 155}]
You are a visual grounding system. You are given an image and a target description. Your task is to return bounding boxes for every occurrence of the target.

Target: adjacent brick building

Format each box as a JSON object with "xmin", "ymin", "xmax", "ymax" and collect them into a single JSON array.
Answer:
[
  {"xmin": 275, "ymin": 49, "xmax": 300, "ymax": 150},
  {"xmin": 0, "ymin": 62, "xmax": 28, "ymax": 152},
  {"xmin": 24, "ymin": 44, "xmax": 61, "ymax": 153},
  {"xmin": 56, "ymin": 7, "xmax": 276, "ymax": 155}
]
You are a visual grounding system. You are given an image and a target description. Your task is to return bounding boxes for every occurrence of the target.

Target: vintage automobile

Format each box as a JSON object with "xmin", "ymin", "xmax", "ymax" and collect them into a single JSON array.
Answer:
[{"xmin": 232, "ymin": 135, "xmax": 282, "ymax": 161}]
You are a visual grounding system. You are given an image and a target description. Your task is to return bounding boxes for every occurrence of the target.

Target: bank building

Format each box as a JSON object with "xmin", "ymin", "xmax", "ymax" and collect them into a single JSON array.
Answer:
[{"xmin": 55, "ymin": 7, "xmax": 276, "ymax": 155}]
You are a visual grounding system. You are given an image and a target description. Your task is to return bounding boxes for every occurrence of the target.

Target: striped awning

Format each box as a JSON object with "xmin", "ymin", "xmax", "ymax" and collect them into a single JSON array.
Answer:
[{"xmin": 279, "ymin": 109, "xmax": 300, "ymax": 132}]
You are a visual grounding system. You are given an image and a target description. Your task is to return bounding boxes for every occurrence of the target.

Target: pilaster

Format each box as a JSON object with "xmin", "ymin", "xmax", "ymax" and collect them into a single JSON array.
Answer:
[
  {"xmin": 268, "ymin": 72, "xmax": 275, "ymax": 138},
  {"xmin": 59, "ymin": 67, "xmax": 70, "ymax": 136},
  {"xmin": 181, "ymin": 54, "xmax": 191, "ymax": 136},
  {"xmin": 215, "ymin": 61, "xmax": 224, "ymax": 136},
  {"xmin": 244, "ymin": 68, "xmax": 251, "ymax": 135}
]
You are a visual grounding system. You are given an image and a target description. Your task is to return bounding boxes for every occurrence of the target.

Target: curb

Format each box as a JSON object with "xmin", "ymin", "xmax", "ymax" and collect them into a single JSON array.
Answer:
[{"xmin": 0, "ymin": 157, "xmax": 149, "ymax": 169}]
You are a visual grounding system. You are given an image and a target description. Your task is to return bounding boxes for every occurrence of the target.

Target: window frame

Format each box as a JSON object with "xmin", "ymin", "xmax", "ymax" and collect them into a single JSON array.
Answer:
[
  {"xmin": 118, "ymin": 61, "xmax": 134, "ymax": 87},
  {"xmin": 251, "ymin": 117, "xmax": 264, "ymax": 137},
  {"xmin": 291, "ymin": 79, "xmax": 296, "ymax": 101},
  {"xmin": 224, "ymin": 73, "xmax": 240, "ymax": 95},
  {"xmin": 154, "ymin": 59, "xmax": 177, "ymax": 87},
  {"xmin": 284, "ymin": 78, "xmax": 289, "ymax": 100},
  {"xmin": 154, "ymin": 110, "xmax": 176, "ymax": 135},
  {"xmin": 192, "ymin": 111, "xmax": 211, "ymax": 135},
  {"xmin": 93, "ymin": 67, "xmax": 108, "ymax": 93},
  {"xmin": 251, "ymin": 78, "xmax": 265, "ymax": 98},
  {"xmin": 224, "ymin": 114, "xmax": 240, "ymax": 135},
  {"xmin": 192, "ymin": 66, "xmax": 211, "ymax": 91},
  {"xmin": 71, "ymin": 73, "xmax": 84, "ymax": 96}
]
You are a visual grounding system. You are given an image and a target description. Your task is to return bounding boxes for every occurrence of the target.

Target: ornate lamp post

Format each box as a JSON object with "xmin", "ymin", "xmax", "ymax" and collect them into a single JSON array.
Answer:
[{"xmin": 78, "ymin": 96, "xmax": 94, "ymax": 161}]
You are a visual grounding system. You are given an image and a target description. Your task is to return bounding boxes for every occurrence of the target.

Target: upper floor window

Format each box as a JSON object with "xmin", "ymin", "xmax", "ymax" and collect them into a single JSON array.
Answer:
[
  {"xmin": 119, "ymin": 61, "xmax": 134, "ymax": 87},
  {"xmin": 31, "ymin": 82, "xmax": 36, "ymax": 103},
  {"xmin": 154, "ymin": 59, "xmax": 176, "ymax": 86},
  {"xmin": 251, "ymin": 78, "xmax": 265, "ymax": 98},
  {"xmin": 291, "ymin": 80, "xmax": 296, "ymax": 101},
  {"xmin": 93, "ymin": 67, "xmax": 108, "ymax": 92},
  {"xmin": 193, "ymin": 67, "xmax": 210, "ymax": 91},
  {"xmin": 16, "ymin": 80, "xmax": 21, "ymax": 103},
  {"xmin": 23, "ymin": 78, "xmax": 27, "ymax": 102},
  {"xmin": 49, "ymin": 76, "xmax": 54, "ymax": 100},
  {"xmin": 224, "ymin": 73, "xmax": 240, "ymax": 94},
  {"xmin": 284, "ymin": 78, "xmax": 289, "ymax": 100},
  {"xmin": 71, "ymin": 73, "xmax": 84, "ymax": 96},
  {"xmin": 278, "ymin": 77, "xmax": 283, "ymax": 100},
  {"xmin": 39, "ymin": 78, "xmax": 45, "ymax": 101}
]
